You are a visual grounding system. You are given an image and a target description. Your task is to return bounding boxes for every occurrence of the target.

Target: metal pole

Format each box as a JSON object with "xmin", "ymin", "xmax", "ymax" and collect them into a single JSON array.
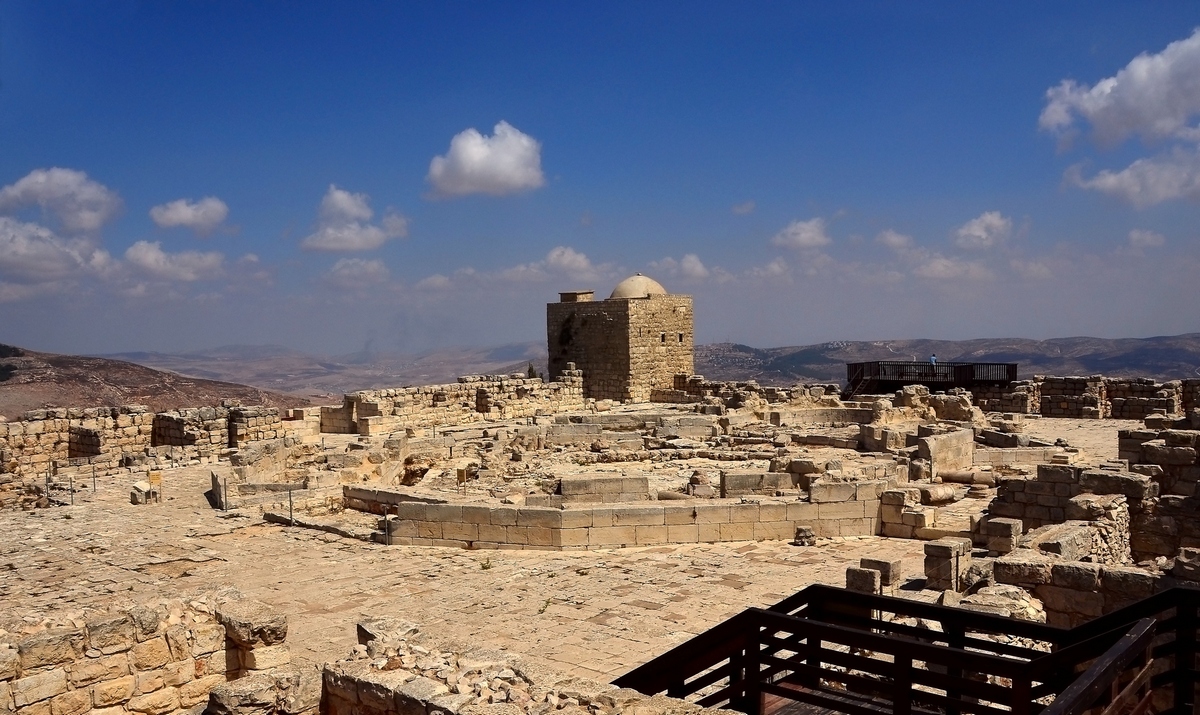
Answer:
[
  {"xmin": 70, "ymin": 476, "xmax": 74, "ymax": 505},
  {"xmin": 92, "ymin": 465, "xmax": 97, "ymax": 492},
  {"xmin": 289, "ymin": 488, "xmax": 294, "ymax": 526},
  {"xmin": 223, "ymin": 477, "xmax": 228, "ymax": 511}
]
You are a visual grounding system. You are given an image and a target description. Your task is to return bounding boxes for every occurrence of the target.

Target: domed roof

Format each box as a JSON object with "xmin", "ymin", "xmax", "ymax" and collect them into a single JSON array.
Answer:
[{"xmin": 609, "ymin": 273, "xmax": 668, "ymax": 299}]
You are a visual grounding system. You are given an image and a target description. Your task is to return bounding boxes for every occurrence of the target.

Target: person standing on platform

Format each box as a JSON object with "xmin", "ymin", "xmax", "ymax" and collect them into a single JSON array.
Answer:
[{"xmin": 930, "ymin": 354, "xmax": 937, "ymax": 365}]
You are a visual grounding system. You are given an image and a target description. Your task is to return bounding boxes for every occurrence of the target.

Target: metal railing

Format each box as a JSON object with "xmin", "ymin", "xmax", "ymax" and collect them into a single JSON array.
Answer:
[{"xmin": 615, "ymin": 584, "xmax": 1198, "ymax": 715}]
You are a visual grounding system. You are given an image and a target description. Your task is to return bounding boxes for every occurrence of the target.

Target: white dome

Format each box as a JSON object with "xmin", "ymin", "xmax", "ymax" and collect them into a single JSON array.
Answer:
[{"xmin": 609, "ymin": 273, "xmax": 668, "ymax": 299}]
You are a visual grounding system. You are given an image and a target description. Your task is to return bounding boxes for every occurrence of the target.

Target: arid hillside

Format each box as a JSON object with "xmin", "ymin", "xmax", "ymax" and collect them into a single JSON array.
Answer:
[{"xmin": 0, "ymin": 344, "xmax": 309, "ymax": 420}]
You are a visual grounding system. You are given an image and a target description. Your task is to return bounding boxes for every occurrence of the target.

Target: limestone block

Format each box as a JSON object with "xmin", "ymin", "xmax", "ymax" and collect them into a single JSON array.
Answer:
[
  {"xmin": 588, "ymin": 526, "xmax": 636, "ymax": 547},
  {"xmin": 1100, "ymin": 566, "xmax": 1158, "ymax": 600},
  {"xmin": 810, "ymin": 482, "xmax": 856, "ymax": 503},
  {"xmin": 13, "ymin": 669, "xmax": 68, "ymax": 707},
  {"xmin": 67, "ymin": 653, "xmax": 129, "ymax": 687},
  {"xmin": 18, "ymin": 629, "xmax": 85, "ymax": 670},
  {"xmin": 553, "ymin": 528, "xmax": 590, "ymax": 547},
  {"xmin": 1036, "ymin": 585, "xmax": 1104, "ymax": 618},
  {"xmin": 126, "ymin": 685, "xmax": 179, "ymax": 715},
  {"xmin": 753, "ymin": 521, "xmax": 794, "ymax": 541},
  {"xmin": 846, "ymin": 567, "xmax": 881, "ymax": 594},
  {"xmin": 1051, "ymin": 562, "xmax": 1102, "ymax": 591},
  {"xmin": 131, "ymin": 637, "xmax": 172, "ymax": 671},
  {"xmin": 516, "ymin": 508, "xmax": 562, "ymax": 529},
  {"xmin": 92, "ymin": 675, "xmax": 136, "ymax": 707},
  {"xmin": 818, "ymin": 501, "xmax": 866, "ymax": 520},
  {"xmin": 718, "ymin": 521, "xmax": 755, "ymax": 541},
  {"xmin": 214, "ymin": 600, "xmax": 288, "ymax": 648},
  {"xmin": 49, "ymin": 688, "xmax": 90, "ymax": 715},
  {"xmin": 86, "ymin": 615, "xmax": 136, "ymax": 655},
  {"xmin": 242, "ymin": 644, "xmax": 290, "ymax": 671},
  {"xmin": 728, "ymin": 503, "xmax": 760, "ymax": 523},
  {"xmin": 441, "ymin": 522, "xmax": 478, "ymax": 542},
  {"xmin": 189, "ymin": 623, "xmax": 228, "ymax": 658},
  {"xmin": 860, "ymin": 558, "xmax": 903, "ymax": 587},
  {"xmin": 162, "ymin": 659, "xmax": 194, "ymax": 687},
  {"xmin": 0, "ymin": 647, "xmax": 17, "ymax": 680},
  {"xmin": 634, "ymin": 525, "xmax": 668, "ymax": 545},
  {"xmin": 692, "ymin": 504, "xmax": 731, "ymax": 523},
  {"xmin": 1078, "ymin": 471, "xmax": 1157, "ymax": 501},
  {"xmin": 178, "ymin": 674, "xmax": 227, "ymax": 708},
  {"xmin": 785, "ymin": 502, "xmax": 817, "ymax": 522},
  {"xmin": 993, "ymin": 553, "xmax": 1054, "ymax": 586}
]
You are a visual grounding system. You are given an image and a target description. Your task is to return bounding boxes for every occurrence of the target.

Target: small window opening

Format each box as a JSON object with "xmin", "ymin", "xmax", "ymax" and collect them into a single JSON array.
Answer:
[
  {"xmin": 660, "ymin": 333, "xmax": 666, "ymax": 343},
  {"xmin": 678, "ymin": 333, "xmax": 684, "ymax": 343}
]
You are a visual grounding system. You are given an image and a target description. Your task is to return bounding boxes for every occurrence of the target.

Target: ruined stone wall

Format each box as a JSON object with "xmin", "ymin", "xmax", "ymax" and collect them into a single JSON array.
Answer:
[
  {"xmin": 228, "ymin": 407, "xmax": 283, "ymax": 447},
  {"xmin": 1107, "ymin": 378, "xmax": 1182, "ymax": 420},
  {"xmin": 152, "ymin": 408, "xmax": 230, "ymax": 448},
  {"xmin": 321, "ymin": 373, "xmax": 585, "ymax": 437},
  {"xmin": 0, "ymin": 598, "xmax": 297, "ymax": 715},
  {"xmin": 1039, "ymin": 377, "xmax": 1107, "ymax": 418},
  {"xmin": 625, "ymin": 295, "xmax": 693, "ymax": 402},
  {"xmin": 989, "ymin": 464, "xmax": 1157, "ymax": 532},
  {"xmin": 547, "ymin": 299, "xmax": 631, "ymax": 401},
  {"xmin": 993, "ymin": 555, "xmax": 1164, "ymax": 628},
  {"xmin": 1183, "ymin": 379, "xmax": 1200, "ymax": 413},
  {"xmin": 651, "ymin": 374, "xmax": 802, "ymax": 407},
  {"xmin": 358, "ymin": 486, "xmax": 882, "ymax": 548},
  {"xmin": 973, "ymin": 381, "xmax": 1039, "ymax": 414}
]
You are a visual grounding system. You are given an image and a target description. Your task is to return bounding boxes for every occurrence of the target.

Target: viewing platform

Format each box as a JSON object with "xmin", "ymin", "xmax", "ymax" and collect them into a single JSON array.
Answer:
[{"xmin": 845, "ymin": 360, "xmax": 1018, "ymax": 397}]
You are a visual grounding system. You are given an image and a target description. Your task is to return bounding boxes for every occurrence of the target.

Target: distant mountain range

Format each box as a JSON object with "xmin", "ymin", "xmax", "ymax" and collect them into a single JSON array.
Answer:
[
  {"xmin": 100, "ymin": 342, "xmax": 549, "ymax": 400},
  {"xmin": 0, "ymin": 344, "xmax": 308, "ymax": 420},
  {"xmin": 695, "ymin": 334, "xmax": 1200, "ymax": 385},
  {"xmin": 3, "ymin": 333, "xmax": 1196, "ymax": 419}
]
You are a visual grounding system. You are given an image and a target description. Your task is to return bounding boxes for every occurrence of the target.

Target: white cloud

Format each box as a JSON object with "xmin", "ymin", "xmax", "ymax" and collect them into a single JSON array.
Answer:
[
  {"xmin": 1010, "ymin": 259, "xmax": 1053, "ymax": 279},
  {"xmin": 301, "ymin": 185, "xmax": 408, "ymax": 251},
  {"xmin": 650, "ymin": 253, "xmax": 712, "ymax": 281},
  {"xmin": 427, "ymin": 121, "xmax": 546, "ymax": 197},
  {"xmin": 876, "ymin": 229, "xmax": 913, "ymax": 251},
  {"xmin": 746, "ymin": 257, "xmax": 791, "ymax": 280},
  {"xmin": 503, "ymin": 246, "xmax": 602, "ymax": 283},
  {"xmin": 415, "ymin": 274, "xmax": 452, "ymax": 290},
  {"xmin": 771, "ymin": 218, "xmax": 831, "ymax": 249},
  {"xmin": 913, "ymin": 255, "xmax": 992, "ymax": 281},
  {"xmin": 1040, "ymin": 29, "xmax": 1200, "ymax": 145},
  {"xmin": 1067, "ymin": 149, "xmax": 1200, "ymax": 208},
  {"xmin": 149, "ymin": 197, "xmax": 229, "ymax": 235},
  {"xmin": 0, "ymin": 168, "xmax": 122, "ymax": 233},
  {"xmin": 1128, "ymin": 228, "xmax": 1166, "ymax": 248},
  {"xmin": 954, "ymin": 211, "xmax": 1011, "ymax": 250},
  {"xmin": 325, "ymin": 258, "xmax": 390, "ymax": 289},
  {"xmin": 124, "ymin": 241, "xmax": 224, "ymax": 281},
  {"xmin": 731, "ymin": 200, "xmax": 756, "ymax": 215},
  {"xmin": 0, "ymin": 217, "xmax": 94, "ymax": 282}
]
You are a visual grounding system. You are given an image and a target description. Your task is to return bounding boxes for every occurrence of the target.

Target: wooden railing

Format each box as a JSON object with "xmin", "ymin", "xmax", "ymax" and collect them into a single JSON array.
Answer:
[
  {"xmin": 843, "ymin": 361, "xmax": 1017, "ymax": 397},
  {"xmin": 614, "ymin": 585, "xmax": 1200, "ymax": 715}
]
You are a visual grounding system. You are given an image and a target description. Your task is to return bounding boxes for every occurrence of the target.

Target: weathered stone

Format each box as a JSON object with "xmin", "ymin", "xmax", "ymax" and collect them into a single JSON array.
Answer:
[
  {"xmin": 845, "ymin": 567, "xmax": 881, "ymax": 594},
  {"xmin": 994, "ymin": 553, "xmax": 1054, "ymax": 586},
  {"xmin": 1050, "ymin": 562, "xmax": 1101, "ymax": 591},
  {"xmin": 13, "ymin": 670, "xmax": 68, "ymax": 707},
  {"xmin": 206, "ymin": 674, "xmax": 276, "ymax": 715},
  {"xmin": 242, "ymin": 644, "xmax": 290, "ymax": 671},
  {"xmin": 49, "ymin": 688, "xmax": 90, "ymax": 715},
  {"xmin": 1101, "ymin": 566, "xmax": 1158, "ymax": 600},
  {"xmin": 127, "ymin": 687, "xmax": 179, "ymax": 715},
  {"xmin": 18, "ymin": 629, "xmax": 85, "ymax": 670},
  {"xmin": 86, "ymin": 615, "xmax": 136, "ymax": 655},
  {"xmin": 131, "ymin": 637, "xmax": 172, "ymax": 670},
  {"xmin": 215, "ymin": 600, "xmax": 288, "ymax": 648},
  {"xmin": 91, "ymin": 675, "xmax": 136, "ymax": 707}
]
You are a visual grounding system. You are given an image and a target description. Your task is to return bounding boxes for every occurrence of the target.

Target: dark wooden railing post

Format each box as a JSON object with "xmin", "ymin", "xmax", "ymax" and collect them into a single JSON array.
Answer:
[
  {"xmin": 893, "ymin": 656, "xmax": 912, "ymax": 715},
  {"xmin": 1011, "ymin": 673, "xmax": 1031, "ymax": 715},
  {"xmin": 1175, "ymin": 599, "xmax": 1196, "ymax": 714},
  {"xmin": 743, "ymin": 623, "xmax": 761, "ymax": 715},
  {"xmin": 944, "ymin": 623, "xmax": 965, "ymax": 715}
]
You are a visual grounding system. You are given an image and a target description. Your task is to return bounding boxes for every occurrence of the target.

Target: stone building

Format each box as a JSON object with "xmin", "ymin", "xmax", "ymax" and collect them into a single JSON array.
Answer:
[{"xmin": 546, "ymin": 274, "xmax": 694, "ymax": 402}]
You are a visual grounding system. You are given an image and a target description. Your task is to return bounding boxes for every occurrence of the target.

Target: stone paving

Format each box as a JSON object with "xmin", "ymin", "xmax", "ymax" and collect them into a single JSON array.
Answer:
[{"xmin": 0, "ymin": 465, "xmax": 926, "ymax": 683}]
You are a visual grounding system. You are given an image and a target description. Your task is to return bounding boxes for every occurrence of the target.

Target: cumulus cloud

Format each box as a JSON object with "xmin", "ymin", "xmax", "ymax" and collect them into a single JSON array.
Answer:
[
  {"xmin": 1010, "ymin": 259, "xmax": 1053, "ymax": 279},
  {"xmin": 1040, "ymin": 29, "xmax": 1200, "ymax": 145},
  {"xmin": 1128, "ymin": 228, "xmax": 1166, "ymax": 248},
  {"xmin": 301, "ymin": 185, "xmax": 408, "ymax": 251},
  {"xmin": 415, "ymin": 274, "xmax": 452, "ymax": 290},
  {"xmin": 500, "ymin": 246, "xmax": 603, "ymax": 284},
  {"xmin": 0, "ymin": 217, "xmax": 95, "ymax": 282},
  {"xmin": 746, "ymin": 257, "xmax": 791, "ymax": 280},
  {"xmin": 0, "ymin": 168, "xmax": 122, "ymax": 233},
  {"xmin": 650, "ymin": 254, "xmax": 712, "ymax": 281},
  {"xmin": 876, "ymin": 229, "xmax": 913, "ymax": 251},
  {"xmin": 771, "ymin": 218, "xmax": 831, "ymax": 249},
  {"xmin": 124, "ymin": 241, "xmax": 224, "ymax": 281},
  {"xmin": 731, "ymin": 200, "xmax": 756, "ymax": 215},
  {"xmin": 1066, "ymin": 149, "xmax": 1200, "ymax": 208},
  {"xmin": 913, "ymin": 255, "xmax": 992, "ymax": 281},
  {"xmin": 426, "ymin": 121, "xmax": 546, "ymax": 197},
  {"xmin": 149, "ymin": 197, "xmax": 229, "ymax": 235},
  {"xmin": 954, "ymin": 211, "xmax": 1011, "ymax": 250},
  {"xmin": 324, "ymin": 258, "xmax": 391, "ymax": 289},
  {"xmin": 1042, "ymin": 30, "xmax": 1200, "ymax": 208}
]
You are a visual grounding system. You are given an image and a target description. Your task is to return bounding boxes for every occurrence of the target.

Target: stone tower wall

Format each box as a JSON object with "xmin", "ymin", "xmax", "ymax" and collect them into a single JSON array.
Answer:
[
  {"xmin": 546, "ymin": 300, "xmax": 632, "ymax": 401},
  {"xmin": 626, "ymin": 294, "xmax": 694, "ymax": 401}
]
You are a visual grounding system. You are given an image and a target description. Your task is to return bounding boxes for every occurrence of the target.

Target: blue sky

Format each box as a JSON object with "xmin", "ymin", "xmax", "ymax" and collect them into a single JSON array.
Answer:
[{"xmin": 2, "ymin": 2, "xmax": 1199, "ymax": 355}]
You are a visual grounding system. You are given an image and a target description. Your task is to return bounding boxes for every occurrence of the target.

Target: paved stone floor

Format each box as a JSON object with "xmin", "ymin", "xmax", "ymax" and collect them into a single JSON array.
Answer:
[
  {"xmin": 1022, "ymin": 417, "xmax": 1142, "ymax": 462},
  {"xmin": 0, "ymin": 465, "xmax": 926, "ymax": 682}
]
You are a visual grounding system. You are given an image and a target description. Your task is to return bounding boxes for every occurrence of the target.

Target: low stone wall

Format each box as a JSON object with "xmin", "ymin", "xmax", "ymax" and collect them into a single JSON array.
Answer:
[
  {"xmin": 916, "ymin": 427, "xmax": 974, "ymax": 478},
  {"xmin": 973, "ymin": 447, "xmax": 1063, "ymax": 467},
  {"xmin": 974, "ymin": 381, "xmax": 1039, "ymax": 414},
  {"xmin": 323, "ymin": 617, "xmax": 726, "ymax": 715},
  {"xmin": 989, "ymin": 464, "xmax": 1156, "ymax": 532},
  {"xmin": 0, "ymin": 597, "xmax": 302, "ymax": 715},
  {"xmin": 365, "ymin": 490, "xmax": 882, "ymax": 549},
  {"xmin": 993, "ymin": 554, "xmax": 1163, "ymax": 628},
  {"xmin": 974, "ymin": 376, "xmax": 1195, "ymax": 418},
  {"xmin": 1107, "ymin": 379, "xmax": 1182, "ymax": 420},
  {"xmin": 319, "ymin": 373, "xmax": 585, "ymax": 437},
  {"xmin": 228, "ymin": 408, "xmax": 283, "ymax": 447}
]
